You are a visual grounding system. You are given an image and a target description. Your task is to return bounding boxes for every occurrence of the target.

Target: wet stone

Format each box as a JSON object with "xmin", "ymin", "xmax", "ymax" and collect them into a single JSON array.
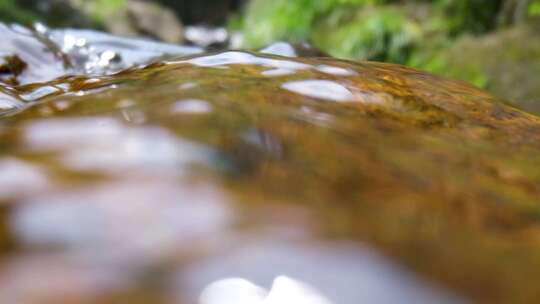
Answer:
[{"xmin": 1, "ymin": 23, "xmax": 540, "ymax": 304}]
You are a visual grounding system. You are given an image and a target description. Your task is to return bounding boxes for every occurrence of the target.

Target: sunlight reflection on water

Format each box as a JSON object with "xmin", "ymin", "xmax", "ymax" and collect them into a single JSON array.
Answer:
[
  {"xmin": 177, "ymin": 239, "xmax": 464, "ymax": 304},
  {"xmin": 23, "ymin": 117, "xmax": 214, "ymax": 175}
]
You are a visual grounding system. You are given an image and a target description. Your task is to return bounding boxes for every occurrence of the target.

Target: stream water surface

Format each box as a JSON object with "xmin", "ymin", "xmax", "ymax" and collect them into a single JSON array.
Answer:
[{"xmin": 1, "ymin": 23, "xmax": 540, "ymax": 304}]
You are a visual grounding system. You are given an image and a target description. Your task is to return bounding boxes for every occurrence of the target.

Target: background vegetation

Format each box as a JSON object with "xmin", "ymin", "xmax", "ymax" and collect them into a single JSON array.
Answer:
[{"xmin": 232, "ymin": 0, "xmax": 540, "ymax": 113}]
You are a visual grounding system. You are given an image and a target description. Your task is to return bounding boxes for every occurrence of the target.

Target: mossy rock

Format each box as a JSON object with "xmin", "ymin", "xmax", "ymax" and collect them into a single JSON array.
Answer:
[
  {"xmin": 412, "ymin": 17, "xmax": 540, "ymax": 115},
  {"xmin": 3, "ymin": 43, "xmax": 540, "ymax": 302}
]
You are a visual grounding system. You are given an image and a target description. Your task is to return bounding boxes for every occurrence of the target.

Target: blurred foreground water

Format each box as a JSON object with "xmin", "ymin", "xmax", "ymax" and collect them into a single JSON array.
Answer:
[{"xmin": 2, "ymin": 23, "xmax": 540, "ymax": 303}]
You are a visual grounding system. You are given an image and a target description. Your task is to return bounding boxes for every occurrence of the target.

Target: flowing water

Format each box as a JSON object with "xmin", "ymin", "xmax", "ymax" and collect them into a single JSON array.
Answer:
[{"xmin": 2, "ymin": 23, "xmax": 540, "ymax": 304}]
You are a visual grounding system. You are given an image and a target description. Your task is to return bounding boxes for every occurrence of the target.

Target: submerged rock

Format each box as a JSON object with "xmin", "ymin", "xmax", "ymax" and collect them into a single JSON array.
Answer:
[{"xmin": 1, "ymin": 23, "xmax": 540, "ymax": 304}]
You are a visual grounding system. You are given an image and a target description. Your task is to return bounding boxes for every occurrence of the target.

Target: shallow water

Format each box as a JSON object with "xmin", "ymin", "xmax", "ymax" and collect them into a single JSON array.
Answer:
[{"xmin": 2, "ymin": 23, "xmax": 540, "ymax": 303}]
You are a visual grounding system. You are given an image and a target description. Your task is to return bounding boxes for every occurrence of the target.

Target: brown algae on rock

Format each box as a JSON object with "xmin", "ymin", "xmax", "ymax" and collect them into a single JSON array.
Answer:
[{"xmin": 1, "ymin": 24, "xmax": 540, "ymax": 304}]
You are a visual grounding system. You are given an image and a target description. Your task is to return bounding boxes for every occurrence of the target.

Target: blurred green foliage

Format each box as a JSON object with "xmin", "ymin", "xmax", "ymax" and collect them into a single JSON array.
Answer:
[
  {"xmin": 240, "ymin": 0, "xmax": 385, "ymax": 48},
  {"xmin": 0, "ymin": 0, "xmax": 37, "ymax": 24},
  {"xmin": 238, "ymin": 0, "xmax": 513, "ymax": 58},
  {"xmin": 0, "ymin": 0, "xmax": 127, "ymax": 27},
  {"xmin": 436, "ymin": 0, "xmax": 503, "ymax": 35},
  {"xmin": 311, "ymin": 6, "xmax": 422, "ymax": 63},
  {"xmin": 237, "ymin": 0, "xmax": 540, "ymax": 90},
  {"xmin": 530, "ymin": 0, "xmax": 540, "ymax": 16},
  {"xmin": 86, "ymin": 0, "xmax": 127, "ymax": 22}
]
